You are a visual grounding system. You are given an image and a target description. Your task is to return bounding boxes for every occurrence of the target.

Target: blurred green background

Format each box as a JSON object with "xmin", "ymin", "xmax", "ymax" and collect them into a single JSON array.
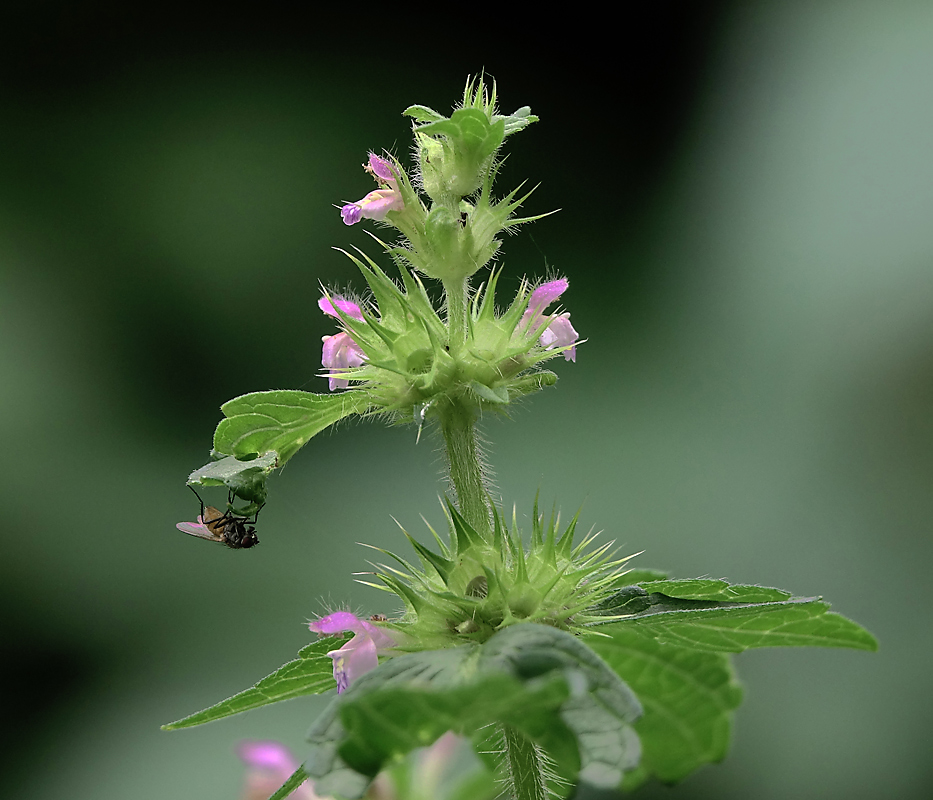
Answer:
[{"xmin": 2, "ymin": 2, "xmax": 931, "ymax": 798}]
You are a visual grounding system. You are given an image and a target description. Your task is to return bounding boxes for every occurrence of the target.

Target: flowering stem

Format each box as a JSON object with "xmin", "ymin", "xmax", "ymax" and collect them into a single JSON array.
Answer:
[
  {"xmin": 501, "ymin": 726, "xmax": 548, "ymax": 800},
  {"xmin": 437, "ymin": 398, "xmax": 489, "ymax": 534}
]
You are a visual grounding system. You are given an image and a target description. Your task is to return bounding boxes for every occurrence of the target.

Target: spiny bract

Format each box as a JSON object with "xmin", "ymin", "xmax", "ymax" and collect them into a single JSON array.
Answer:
[{"xmin": 358, "ymin": 500, "xmax": 636, "ymax": 651}]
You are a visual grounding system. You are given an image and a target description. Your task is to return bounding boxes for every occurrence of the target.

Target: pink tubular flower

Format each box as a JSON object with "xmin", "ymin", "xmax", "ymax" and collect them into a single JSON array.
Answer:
[
  {"xmin": 319, "ymin": 293, "xmax": 366, "ymax": 390},
  {"xmin": 340, "ymin": 189, "xmax": 403, "ymax": 224},
  {"xmin": 321, "ymin": 332, "xmax": 365, "ymax": 391},
  {"xmin": 527, "ymin": 278, "xmax": 569, "ymax": 315},
  {"xmin": 340, "ymin": 153, "xmax": 404, "ymax": 226},
  {"xmin": 237, "ymin": 740, "xmax": 321, "ymax": 800},
  {"xmin": 309, "ymin": 611, "xmax": 395, "ymax": 694},
  {"xmin": 365, "ymin": 153, "xmax": 397, "ymax": 183},
  {"xmin": 317, "ymin": 294, "xmax": 364, "ymax": 321},
  {"xmin": 521, "ymin": 278, "xmax": 580, "ymax": 362}
]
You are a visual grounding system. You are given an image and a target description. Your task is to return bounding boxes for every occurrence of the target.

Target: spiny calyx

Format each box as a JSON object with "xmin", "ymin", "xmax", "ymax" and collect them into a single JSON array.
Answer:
[{"xmin": 359, "ymin": 500, "xmax": 636, "ymax": 651}]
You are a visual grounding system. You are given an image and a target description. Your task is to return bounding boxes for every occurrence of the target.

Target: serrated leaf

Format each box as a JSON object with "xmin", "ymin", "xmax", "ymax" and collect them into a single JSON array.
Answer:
[
  {"xmin": 303, "ymin": 624, "xmax": 642, "ymax": 799},
  {"xmin": 186, "ymin": 452, "xmax": 277, "ymax": 506},
  {"xmin": 638, "ymin": 579, "xmax": 792, "ymax": 603},
  {"xmin": 162, "ymin": 636, "xmax": 344, "ymax": 730},
  {"xmin": 213, "ymin": 390, "xmax": 370, "ymax": 463},
  {"xmin": 586, "ymin": 629, "xmax": 743, "ymax": 788},
  {"xmin": 596, "ymin": 597, "xmax": 878, "ymax": 653}
]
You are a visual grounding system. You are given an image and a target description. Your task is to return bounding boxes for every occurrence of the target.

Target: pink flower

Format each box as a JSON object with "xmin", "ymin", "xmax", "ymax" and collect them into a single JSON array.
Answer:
[
  {"xmin": 309, "ymin": 611, "xmax": 395, "ymax": 694},
  {"xmin": 321, "ymin": 332, "xmax": 365, "ymax": 391},
  {"xmin": 527, "ymin": 278, "xmax": 569, "ymax": 314},
  {"xmin": 319, "ymin": 294, "xmax": 366, "ymax": 391},
  {"xmin": 365, "ymin": 153, "xmax": 397, "ymax": 183},
  {"xmin": 521, "ymin": 278, "xmax": 580, "ymax": 362},
  {"xmin": 340, "ymin": 190, "xmax": 403, "ymax": 224},
  {"xmin": 340, "ymin": 153, "xmax": 404, "ymax": 226},
  {"xmin": 538, "ymin": 315, "xmax": 578, "ymax": 358},
  {"xmin": 317, "ymin": 295, "xmax": 364, "ymax": 321},
  {"xmin": 236, "ymin": 741, "xmax": 322, "ymax": 800}
]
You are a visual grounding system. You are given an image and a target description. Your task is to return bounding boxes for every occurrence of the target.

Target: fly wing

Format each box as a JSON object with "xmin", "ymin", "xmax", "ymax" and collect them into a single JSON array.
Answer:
[
  {"xmin": 202, "ymin": 506, "xmax": 228, "ymax": 535},
  {"xmin": 175, "ymin": 521, "xmax": 223, "ymax": 542}
]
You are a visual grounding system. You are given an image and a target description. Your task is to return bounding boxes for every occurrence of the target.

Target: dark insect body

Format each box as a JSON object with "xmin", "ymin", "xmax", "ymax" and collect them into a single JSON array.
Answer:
[
  {"xmin": 202, "ymin": 505, "xmax": 260, "ymax": 549},
  {"xmin": 176, "ymin": 487, "xmax": 262, "ymax": 549}
]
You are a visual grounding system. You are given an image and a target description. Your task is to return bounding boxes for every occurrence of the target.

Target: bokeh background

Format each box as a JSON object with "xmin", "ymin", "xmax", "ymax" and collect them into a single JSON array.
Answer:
[{"xmin": 2, "ymin": 2, "xmax": 931, "ymax": 798}]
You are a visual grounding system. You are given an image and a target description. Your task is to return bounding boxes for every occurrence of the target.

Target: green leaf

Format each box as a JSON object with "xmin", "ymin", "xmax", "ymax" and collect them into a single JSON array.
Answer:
[
  {"xmin": 468, "ymin": 381, "xmax": 509, "ymax": 405},
  {"xmin": 213, "ymin": 390, "xmax": 370, "ymax": 463},
  {"xmin": 186, "ymin": 452, "xmax": 277, "ymax": 506},
  {"xmin": 376, "ymin": 732, "xmax": 497, "ymax": 800},
  {"xmin": 415, "ymin": 108, "xmax": 504, "ymax": 165},
  {"xmin": 620, "ymin": 568, "xmax": 669, "ymax": 584},
  {"xmin": 496, "ymin": 106, "xmax": 540, "ymax": 136},
  {"xmin": 594, "ymin": 597, "xmax": 878, "ymax": 653},
  {"xmin": 587, "ymin": 629, "xmax": 743, "ymax": 788},
  {"xmin": 403, "ymin": 104, "xmax": 446, "ymax": 123},
  {"xmin": 585, "ymin": 581, "xmax": 876, "ymax": 787},
  {"xmin": 638, "ymin": 579, "xmax": 792, "ymax": 603},
  {"xmin": 162, "ymin": 636, "xmax": 344, "ymax": 730},
  {"xmin": 267, "ymin": 766, "xmax": 311, "ymax": 800},
  {"xmin": 303, "ymin": 624, "xmax": 642, "ymax": 799},
  {"xmin": 589, "ymin": 585, "xmax": 654, "ymax": 617}
]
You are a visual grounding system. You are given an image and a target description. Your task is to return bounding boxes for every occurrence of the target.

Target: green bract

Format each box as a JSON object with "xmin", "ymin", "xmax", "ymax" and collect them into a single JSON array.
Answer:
[
  {"xmin": 362, "ymin": 501, "xmax": 635, "ymax": 650},
  {"xmin": 325, "ymin": 252, "xmax": 561, "ymax": 420}
]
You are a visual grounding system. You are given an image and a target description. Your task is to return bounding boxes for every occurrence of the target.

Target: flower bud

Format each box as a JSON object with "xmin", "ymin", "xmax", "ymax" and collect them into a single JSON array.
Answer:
[{"xmin": 413, "ymin": 109, "xmax": 505, "ymax": 202}]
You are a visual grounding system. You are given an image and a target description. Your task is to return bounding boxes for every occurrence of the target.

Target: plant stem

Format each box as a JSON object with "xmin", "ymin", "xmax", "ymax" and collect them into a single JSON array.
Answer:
[
  {"xmin": 443, "ymin": 277, "xmax": 468, "ymax": 350},
  {"xmin": 501, "ymin": 726, "xmax": 548, "ymax": 800},
  {"xmin": 438, "ymin": 398, "xmax": 489, "ymax": 533},
  {"xmin": 437, "ymin": 276, "xmax": 490, "ymax": 533}
]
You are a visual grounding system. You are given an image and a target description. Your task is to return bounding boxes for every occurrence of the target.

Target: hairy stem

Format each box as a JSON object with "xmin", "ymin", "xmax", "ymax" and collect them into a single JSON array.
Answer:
[
  {"xmin": 443, "ymin": 277, "xmax": 468, "ymax": 350},
  {"xmin": 501, "ymin": 726, "xmax": 548, "ymax": 800},
  {"xmin": 437, "ymin": 276, "xmax": 490, "ymax": 533},
  {"xmin": 438, "ymin": 398, "xmax": 489, "ymax": 533}
]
